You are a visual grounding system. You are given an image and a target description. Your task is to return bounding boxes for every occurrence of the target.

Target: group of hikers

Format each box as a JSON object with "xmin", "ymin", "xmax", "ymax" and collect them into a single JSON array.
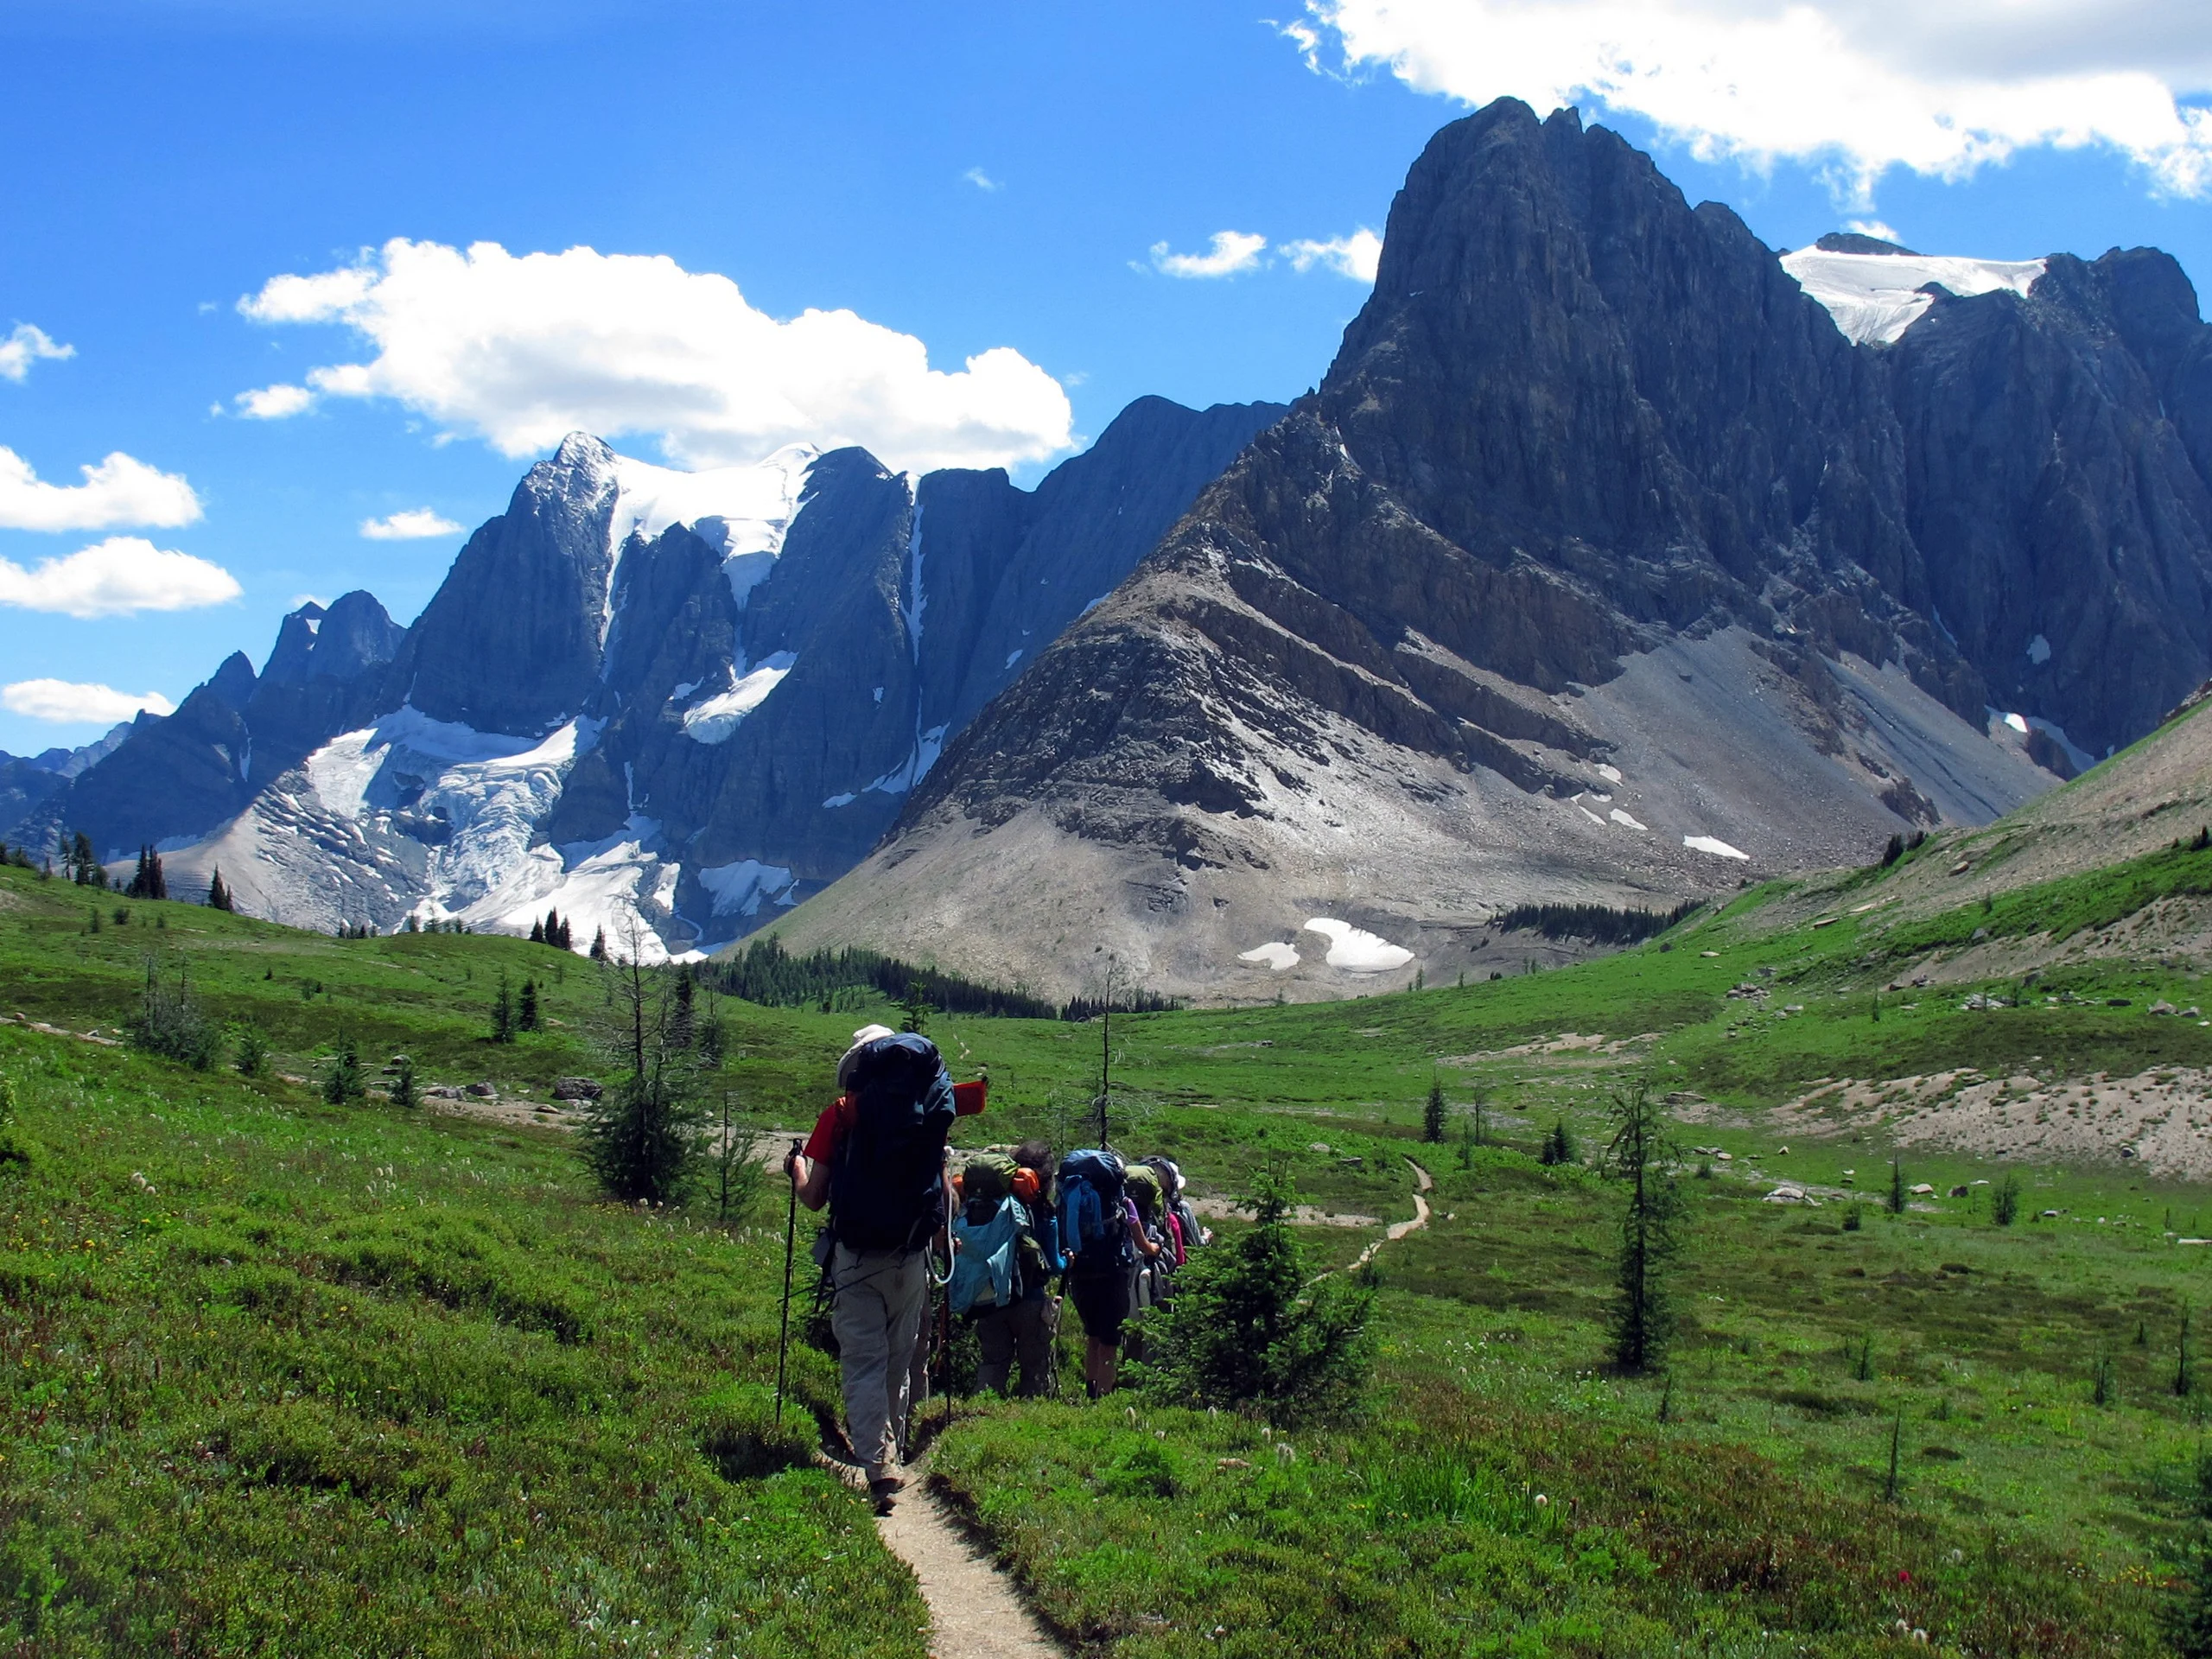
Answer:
[{"xmin": 783, "ymin": 1023, "xmax": 1208, "ymax": 1511}]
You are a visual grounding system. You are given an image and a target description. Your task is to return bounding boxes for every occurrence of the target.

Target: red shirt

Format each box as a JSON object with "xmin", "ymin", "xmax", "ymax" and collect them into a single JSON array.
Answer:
[{"xmin": 804, "ymin": 1077, "xmax": 986, "ymax": 1164}]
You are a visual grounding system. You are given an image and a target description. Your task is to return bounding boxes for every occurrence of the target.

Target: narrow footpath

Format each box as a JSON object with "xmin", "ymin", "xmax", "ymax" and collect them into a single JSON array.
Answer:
[
  {"xmin": 863, "ymin": 1154, "xmax": 1435, "ymax": 1658},
  {"xmin": 877, "ymin": 1462, "xmax": 1063, "ymax": 1659},
  {"xmin": 1354, "ymin": 1156, "xmax": 1433, "ymax": 1270}
]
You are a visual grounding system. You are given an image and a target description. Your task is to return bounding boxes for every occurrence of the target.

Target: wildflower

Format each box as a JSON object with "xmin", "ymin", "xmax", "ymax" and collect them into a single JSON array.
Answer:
[{"xmin": 1535, "ymin": 1493, "xmax": 1549, "ymax": 1508}]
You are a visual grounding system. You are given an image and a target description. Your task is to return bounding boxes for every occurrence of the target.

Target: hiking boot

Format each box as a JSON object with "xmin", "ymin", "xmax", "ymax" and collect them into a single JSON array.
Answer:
[{"xmin": 869, "ymin": 1476, "xmax": 904, "ymax": 1515}]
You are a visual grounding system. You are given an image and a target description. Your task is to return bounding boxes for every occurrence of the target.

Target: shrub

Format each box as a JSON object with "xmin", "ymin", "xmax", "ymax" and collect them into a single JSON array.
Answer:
[
  {"xmin": 0, "ymin": 1074, "xmax": 32, "ymax": 1168},
  {"xmin": 1992, "ymin": 1171, "xmax": 2021, "ymax": 1226},
  {"xmin": 1133, "ymin": 1168, "xmax": 1374, "ymax": 1427},
  {"xmin": 232, "ymin": 1023, "xmax": 269, "ymax": 1078},
  {"xmin": 697, "ymin": 1382, "xmax": 815, "ymax": 1480},
  {"xmin": 582, "ymin": 952, "xmax": 708, "ymax": 1204},
  {"xmin": 2167, "ymin": 1453, "xmax": 2212, "ymax": 1656},
  {"xmin": 132, "ymin": 957, "xmax": 221, "ymax": 1071},
  {"xmin": 391, "ymin": 1055, "xmax": 416, "ymax": 1109},
  {"xmin": 1541, "ymin": 1121, "xmax": 1579, "ymax": 1166},
  {"xmin": 322, "ymin": 1035, "xmax": 364, "ymax": 1104}
]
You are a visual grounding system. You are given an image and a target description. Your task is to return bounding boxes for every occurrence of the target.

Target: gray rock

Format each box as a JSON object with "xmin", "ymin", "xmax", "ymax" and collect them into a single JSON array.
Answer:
[{"xmin": 552, "ymin": 1077, "xmax": 603, "ymax": 1101}]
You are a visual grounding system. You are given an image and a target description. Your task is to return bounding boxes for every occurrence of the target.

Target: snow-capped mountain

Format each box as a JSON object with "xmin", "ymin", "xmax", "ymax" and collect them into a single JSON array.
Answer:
[
  {"xmin": 17, "ymin": 396, "xmax": 1283, "ymax": 957},
  {"xmin": 769, "ymin": 99, "xmax": 2212, "ymax": 1001}
]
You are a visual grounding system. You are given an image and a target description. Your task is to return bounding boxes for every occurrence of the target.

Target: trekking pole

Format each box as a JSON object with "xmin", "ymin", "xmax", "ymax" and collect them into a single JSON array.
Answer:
[{"xmin": 775, "ymin": 1138, "xmax": 802, "ymax": 1426}]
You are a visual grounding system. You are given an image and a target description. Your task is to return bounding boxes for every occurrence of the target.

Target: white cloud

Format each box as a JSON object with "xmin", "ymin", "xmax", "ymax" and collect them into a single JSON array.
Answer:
[
  {"xmin": 2, "ymin": 678, "xmax": 175, "ymax": 724},
  {"xmin": 1846, "ymin": 219, "xmax": 1905, "ymax": 244},
  {"xmin": 1149, "ymin": 231, "xmax": 1270, "ymax": 279},
  {"xmin": 360, "ymin": 507, "xmax": 463, "ymax": 539},
  {"xmin": 235, "ymin": 383, "xmax": 314, "ymax": 419},
  {"xmin": 1294, "ymin": 0, "xmax": 2212, "ymax": 203},
  {"xmin": 0, "ymin": 323, "xmax": 73, "ymax": 383},
  {"xmin": 1280, "ymin": 228, "xmax": 1384, "ymax": 282},
  {"xmin": 963, "ymin": 167, "xmax": 1003, "ymax": 192},
  {"xmin": 234, "ymin": 238, "xmax": 1074, "ymax": 475},
  {"xmin": 0, "ymin": 537, "xmax": 243, "ymax": 619},
  {"xmin": 0, "ymin": 448, "xmax": 201, "ymax": 534}
]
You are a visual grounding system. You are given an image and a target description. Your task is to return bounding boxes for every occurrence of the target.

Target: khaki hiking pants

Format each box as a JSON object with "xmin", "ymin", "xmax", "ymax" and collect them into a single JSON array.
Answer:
[
  {"xmin": 830, "ymin": 1243, "xmax": 928, "ymax": 1483},
  {"xmin": 974, "ymin": 1295, "xmax": 1055, "ymax": 1397}
]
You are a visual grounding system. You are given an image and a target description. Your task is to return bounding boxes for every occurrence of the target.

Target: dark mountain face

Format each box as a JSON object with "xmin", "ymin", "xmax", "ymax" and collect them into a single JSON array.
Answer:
[
  {"xmin": 383, "ymin": 433, "xmax": 622, "ymax": 736},
  {"xmin": 30, "ymin": 395, "xmax": 1283, "ymax": 949},
  {"xmin": 1889, "ymin": 249, "xmax": 2212, "ymax": 758},
  {"xmin": 780, "ymin": 99, "xmax": 2212, "ymax": 1000}
]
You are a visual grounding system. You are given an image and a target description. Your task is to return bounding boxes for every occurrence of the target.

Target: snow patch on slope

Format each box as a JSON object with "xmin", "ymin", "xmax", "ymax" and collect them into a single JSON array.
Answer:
[
  {"xmin": 1684, "ymin": 834, "xmax": 1750, "ymax": 861},
  {"xmin": 601, "ymin": 443, "xmax": 817, "ymax": 633},
  {"xmin": 697, "ymin": 858, "xmax": 798, "ymax": 918},
  {"xmin": 308, "ymin": 707, "xmax": 600, "ymax": 913},
  {"xmin": 1239, "ymin": 941, "xmax": 1300, "ymax": 970},
  {"xmin": 1302, "ymin": 917, "xmax": 1414, "ymax": 973},
  {"xmin": 1781, "ymin": 247, "xmax": 2046, "ymax": 346},
  {"xmin": 681, "ymin": 652, "xmax": 796, "ymax": 744}
]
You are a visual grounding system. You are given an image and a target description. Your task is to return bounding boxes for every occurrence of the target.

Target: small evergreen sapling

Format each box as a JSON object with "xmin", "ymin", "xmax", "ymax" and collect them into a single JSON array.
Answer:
[
  {"xmin": 1889, "ymin": 1156, "xmax": 1907, "ymax": 1216},
  {"xmin": 518, "ymin": 977, "xmax": 540, "ymax": 1033},
  {"xmin": 232, "ymin": 1024, "xmax": 268, "ymax": 1078},
  {"xmin": 323, "ymin": 1035, "xmax": 363, "ymax": 1104},
  {"xmin": 1132, "ymin": 1167, "xmax": 1375, "ymax": 1426},
  {"xmin": 391, "ymin": 1055, "xmax": 417, "ymax": 1109},
  {"xmin": 205, "ymin": 866, "xmax": 235, "ymax": 912},
  {"xmin": 491, "ymin": 971, "xmax": 516, "ymax": 1044},
  {"xmin": 1422, "ymin": 1077, "xmax": 1446, "ymax": 1143},
  {"xmin": 1605, "ymin": 1081, "xmax": 1683, "ymax": 1375}
]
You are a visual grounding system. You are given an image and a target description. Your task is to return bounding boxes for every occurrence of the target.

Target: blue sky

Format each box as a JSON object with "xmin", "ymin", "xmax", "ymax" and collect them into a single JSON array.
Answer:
[{"xmin": 1, "ymin": 0, "xmax": 2207, "ymax": 755}]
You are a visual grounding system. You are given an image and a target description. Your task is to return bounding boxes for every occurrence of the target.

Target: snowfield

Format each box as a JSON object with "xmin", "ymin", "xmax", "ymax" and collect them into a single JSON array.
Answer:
[
  {"xmin": 681, "ymin": 652, "xmax": 797, "ymax": 744},
  {"xmin": 1302, "ymin": 917, "xmax": 1414, "ymax": 972},
  {"xmin": 1683, "ymin": 835, "xmax": 1750, "ymax": 861},
  {"xmin": 1780, "ymin": 246, "xmax": 2046, "ymax": 347},
  {"xmin": 1238, "ymin": 941, "xmax": 1300, "ymax": 970}
]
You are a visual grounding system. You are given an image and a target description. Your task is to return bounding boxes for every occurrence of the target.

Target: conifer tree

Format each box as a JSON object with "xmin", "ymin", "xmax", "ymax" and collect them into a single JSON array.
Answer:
[
  {"xmin": 323, "ymin": 1034, "xmax": 363, "ymax": 1103},
  {"xmin": 671, "ymin": 971, "xmax": 695, "ymax": 1047},
  {"xmin": 491, "ymin": 970, "xmax": 516, "ymax": 1044},
  {"xmin": 555, "ymin": 913, "xmax": 572, "ymax": 950},
  {"xmin": 1606, "ymin": 1080, "xmax": 1683, "ymax": 1374},
  {"xmin": 530, "ymin": 918, "xmax": 545, "ymax": 944},
  {"xmin": 205, "ymin": 866, "xmax": 235, "ymax": 912},
  {"xmin": 391, "ymin": 1055, "xmax": 416, "ymax": 1109},
  {"xmin": 1422, "ymin": 1077, "xmax": 1446, "ymax": 1142},
  {"xmin": 518, "ymin": 976, "xmax": 539, "ymax": 1033},
  {"xmin": 590, "ymin": 926, "xmax": 607, "ymax": 962}
]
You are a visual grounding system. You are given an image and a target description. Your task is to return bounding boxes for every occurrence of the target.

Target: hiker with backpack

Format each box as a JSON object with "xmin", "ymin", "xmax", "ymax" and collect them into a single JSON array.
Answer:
[
  {"xmin": 785, "ymin": 1023, "xmax": 979, "ymax": 1511},
  {"xmin": 1058, "ymin": 1147, "xmax": 1161, "ymax": 1397},
  {"xmin": 948, "ymin": 1149, "xmax": 1055, "ymax": 1396}
]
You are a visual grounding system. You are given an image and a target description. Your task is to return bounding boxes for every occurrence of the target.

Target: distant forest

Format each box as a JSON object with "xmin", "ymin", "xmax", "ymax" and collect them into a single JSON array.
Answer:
[
  {"xmin": 712, "ymin": 937, "xmax": 1178, "ymax": 1022},
  {"xmin": 1491, "ymin": 899, "xmax": 1702, "ymax": 945}
]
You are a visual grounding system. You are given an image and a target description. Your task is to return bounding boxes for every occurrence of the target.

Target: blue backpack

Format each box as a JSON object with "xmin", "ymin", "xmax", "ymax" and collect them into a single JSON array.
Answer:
[
  {"xmin": 830, "ymin": 1033, "xmax": 956, "ymax": 1252},
  {"xmin": 949, "ymin": 1196, "xmax": 1028, "ymax": 1315},
  {"xmin": 1057, "ymin": 1148, "xmax": 1132, "ymax": 1274}
]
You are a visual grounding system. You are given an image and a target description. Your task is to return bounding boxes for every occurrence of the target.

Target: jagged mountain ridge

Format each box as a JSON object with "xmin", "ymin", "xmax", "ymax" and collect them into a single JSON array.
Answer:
[
  {"xmin": 16, "ymin": 395, "xmax": 1284, "ymax": 957},
  {"xmin": 770, "ymin": 99, "xmax": 2212, "ymax": 1001}
]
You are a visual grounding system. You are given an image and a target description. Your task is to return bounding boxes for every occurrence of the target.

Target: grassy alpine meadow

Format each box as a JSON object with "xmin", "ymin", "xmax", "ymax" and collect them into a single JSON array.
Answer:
[
  {"xmin": 7, "ymin": 831, "xmax": 2212, "ymax": 1653},
  {"xmin": 0, "ymin": 879, "xmax": 933, "ymax": 1656}
]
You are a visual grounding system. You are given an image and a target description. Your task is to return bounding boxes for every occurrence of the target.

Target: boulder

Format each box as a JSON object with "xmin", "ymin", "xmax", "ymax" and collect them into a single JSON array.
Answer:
[
  {"xmin": 465, "ymin": 1081, "xmax": 497, "ymax": 1099},
  {"xmin": 553, "ymin": 1076, "xmax": 604, "ymax": 1102}
]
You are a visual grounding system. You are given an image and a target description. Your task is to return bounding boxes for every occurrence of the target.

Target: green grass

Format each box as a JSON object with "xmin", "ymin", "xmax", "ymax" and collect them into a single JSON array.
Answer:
[
  {"xmin": 0, "ymin": 998, "xmax": 926, "ymax": 1653},
  {"xmin": 7, "ymin": 843, "xmax": 2212, "ymax": 1653}
]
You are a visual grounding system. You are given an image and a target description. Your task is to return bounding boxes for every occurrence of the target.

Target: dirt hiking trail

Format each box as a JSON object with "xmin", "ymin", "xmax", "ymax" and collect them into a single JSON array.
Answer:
[{"xmin": 878, "ymin": 1461, "xmax": 1063, "ymax": 1659}]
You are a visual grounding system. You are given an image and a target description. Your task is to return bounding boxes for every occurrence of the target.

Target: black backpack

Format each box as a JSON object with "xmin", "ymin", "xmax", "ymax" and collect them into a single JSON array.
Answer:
[{"xmin": 830, "ymin": 1033, "xmax": 957, "ymax": 1252}]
